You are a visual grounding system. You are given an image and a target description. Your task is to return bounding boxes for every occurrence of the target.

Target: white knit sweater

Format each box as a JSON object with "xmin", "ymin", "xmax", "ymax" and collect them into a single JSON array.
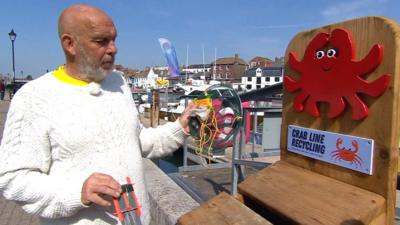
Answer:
[{"xmin": 0, "ymin": 71, "xmax": 187, "ymax": 225}]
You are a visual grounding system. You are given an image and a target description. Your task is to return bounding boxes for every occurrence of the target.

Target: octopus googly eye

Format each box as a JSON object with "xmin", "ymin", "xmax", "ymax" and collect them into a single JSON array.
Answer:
[
  {"xmin": 327, "ymin": 49, "xmax": 337, "ymax": 58},
  {"xmin": 316, "ymin": 50, "xmax": 324, "ymax": 59}
]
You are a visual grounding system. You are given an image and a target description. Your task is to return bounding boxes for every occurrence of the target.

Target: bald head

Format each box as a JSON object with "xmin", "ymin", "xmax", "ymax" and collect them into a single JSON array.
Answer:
[
  {"xmin": 57, "ymin": 4, "xmax": 118, "ymax": 82},
  {"xmin": 58, "ymin": 4, "xmax": 114, "ymax": 38}
]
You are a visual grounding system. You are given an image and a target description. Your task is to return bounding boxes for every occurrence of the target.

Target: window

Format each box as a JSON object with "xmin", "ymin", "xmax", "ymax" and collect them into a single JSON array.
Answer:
[
  {"xmin": 275, "ymin": 77, "xmax": 280, "ymax": 82},
  {"xmin": 266, "ymin": 77, "xmax": 270, "ymax": 82},
  {"xmin": 247, "ymin": 77, "xmax": 252, "ymax": 82},
  {"xmin": 256, "ymin": 85, "xmax": 261, "ymax": 89},
  {"xmin": 246, "ymin": 85, "xmax": 252, "ymax": 90},
  {"xmin": 256, "ymin": 77, "xmax": 261, "ymax": 84}
]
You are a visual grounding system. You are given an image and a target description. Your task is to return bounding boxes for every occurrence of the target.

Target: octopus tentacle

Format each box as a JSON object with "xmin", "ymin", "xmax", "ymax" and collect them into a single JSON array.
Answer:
[
  {"xmin": 355, "ymin": 74, "xmax": 391, "ymax": 97},
  {"xmin": 327, "ymin": 97, "xmax": 346, "ymax": 119},
  {"xmin": 283, "ymin": 75, "xmax": 301, "ymax": 92},
  {"xmin": 293, "ymin": 91, "xmax": 309, "ymax": 112},
  {"xmin": 303, "ymin": 32, "xmax": 329, "ymax": 63},
  {"xmin": 344, "ymin": 94, "xmax": 368, "ymax": 120},
  {"xmin": 288, "ymin": 52, "xmax": 303, "ymax": 73},
  {"xmin": 355, "ymin": 44, "xmax": 383, "ymax": 76},
  {"xmin": 305, "ymin": 96, "xmax": 319, "ymax": 117},
  {"xmin": 330, "ymin": 29, "xmax": 355, "ymax": 62}
]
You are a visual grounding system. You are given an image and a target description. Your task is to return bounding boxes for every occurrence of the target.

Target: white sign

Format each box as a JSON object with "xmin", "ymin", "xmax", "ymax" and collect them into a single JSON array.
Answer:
[{"xmin": 287, "ymin": 125, "xmax": 374, "ymax": 175}]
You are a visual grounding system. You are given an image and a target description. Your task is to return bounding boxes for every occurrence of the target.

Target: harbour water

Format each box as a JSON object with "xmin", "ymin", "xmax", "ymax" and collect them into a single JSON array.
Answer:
[{"xmin": 158, "ymin": 148, "xmax": 197, "ymax": 173}]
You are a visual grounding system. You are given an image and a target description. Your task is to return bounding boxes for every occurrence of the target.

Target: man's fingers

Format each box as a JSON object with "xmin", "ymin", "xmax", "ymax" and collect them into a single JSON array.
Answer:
[
  {"xmin": 89, "ymin": 194, "xmax": 112, "ymax": 207},
  {"xmin": 92, "ymin": 185, "xmax": 121, "ymax": 198},
  {"xmin": 88, "ymin": 173, "xmax": 122, "ymax": 193},
  {"xmin": 179, "ymin": 102, "xmax": 198, "ymax": 129},
  {"xmin": 185, "ymin": 102, "xmax": 197, "ymax": 114},
  {"xmin": 81, "ymin": 173, "xmax": 122, "ymax": 206}
]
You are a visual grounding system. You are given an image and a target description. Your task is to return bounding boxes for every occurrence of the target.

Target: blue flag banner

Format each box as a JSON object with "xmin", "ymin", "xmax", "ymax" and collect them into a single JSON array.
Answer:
[{"xmin": 158, "ymin": 38, "xmax": 181, "ymax": 77}]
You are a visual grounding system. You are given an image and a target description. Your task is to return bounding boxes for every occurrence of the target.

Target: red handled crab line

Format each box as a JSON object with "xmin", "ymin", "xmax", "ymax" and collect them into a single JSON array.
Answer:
[{"xmin": 284, "ymin": 28, "xmax": 391, "ymax": 120}]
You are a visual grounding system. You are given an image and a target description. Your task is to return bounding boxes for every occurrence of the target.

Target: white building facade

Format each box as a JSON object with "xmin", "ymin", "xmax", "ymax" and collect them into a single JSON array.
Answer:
[
  {"xmin": 129, "ymin": 68, "xmax": 160, "ymax": 89},
  {"xmin": 241, "ymin": 67, "xmax": 283, "ymax": 91},
  {"xmin": 182, "ymin": 64, "xmax": 211, "ymax": 74}
]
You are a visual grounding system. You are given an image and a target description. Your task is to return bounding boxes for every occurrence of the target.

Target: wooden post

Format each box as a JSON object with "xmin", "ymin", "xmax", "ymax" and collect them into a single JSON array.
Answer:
[{"xmin": 150, "ymin": 89, "xmax": 160, "ymax": 128}]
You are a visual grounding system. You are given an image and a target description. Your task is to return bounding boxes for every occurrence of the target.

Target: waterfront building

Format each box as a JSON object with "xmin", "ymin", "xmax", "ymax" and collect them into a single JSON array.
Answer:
[
  {"xmin": 210, "ymin": 54, "xmax": 247, "ymax": 83},
  {"xmin": 130, "ymin": 73, "xmax": 148, "ymax": 88},
  {"xmin": 182, "ymin": 64, "xmax": 211, "ymax": 75},
  {"xmin": 249, "ymin": 56, "xmax": 274, "ymax": 68},
  {"xmin": 242, "ymin": 66, "xmax": 283, "ymax": 91}
]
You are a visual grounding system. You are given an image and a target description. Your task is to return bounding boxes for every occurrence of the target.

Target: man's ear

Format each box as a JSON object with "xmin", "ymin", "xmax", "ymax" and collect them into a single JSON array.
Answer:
[{"xmin": 61, "ymin": 34, "xmax": 77, "ymax": 56}]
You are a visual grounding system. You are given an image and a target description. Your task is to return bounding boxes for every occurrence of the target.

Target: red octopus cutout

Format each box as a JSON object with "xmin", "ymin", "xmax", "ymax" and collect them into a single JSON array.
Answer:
[{"xmin": 284, "ymin": 28, "xmax": 391, "ymax": 120}]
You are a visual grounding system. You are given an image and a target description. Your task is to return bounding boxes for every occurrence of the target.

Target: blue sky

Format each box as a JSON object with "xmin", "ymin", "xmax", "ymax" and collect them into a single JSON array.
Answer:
[{"xmin": 0, "ymin": 0, "xmax": 399, "ymax": 78}]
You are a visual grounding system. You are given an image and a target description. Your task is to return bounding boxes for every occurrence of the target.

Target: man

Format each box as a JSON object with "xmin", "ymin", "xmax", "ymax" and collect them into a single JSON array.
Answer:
[
  {"xmin": 0, "ymin": 4, "xmax": 195, "ymax": 225},
  {"xmin": 0, "ymin": 79, "xmax": 5, "ymax": 100}
]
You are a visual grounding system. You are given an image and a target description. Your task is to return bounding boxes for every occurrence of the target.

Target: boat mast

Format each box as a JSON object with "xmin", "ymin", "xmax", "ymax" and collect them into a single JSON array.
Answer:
[
  {"xmin": 186, "ymin": 44, "xmax": 189, "ymax": 84},
  {"xmin": 202, "ymin": 43, "xmax": 205, "ymax": 81},
  {"xmin": 213, "ymin": 48, "xmax": 217, "ymax": 80}
]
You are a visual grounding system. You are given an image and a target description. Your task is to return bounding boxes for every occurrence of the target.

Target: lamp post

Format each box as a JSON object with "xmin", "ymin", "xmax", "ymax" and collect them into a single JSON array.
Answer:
[{"xmin": 8, "ymin": 29, "xmax": 17, "ymax": 96}]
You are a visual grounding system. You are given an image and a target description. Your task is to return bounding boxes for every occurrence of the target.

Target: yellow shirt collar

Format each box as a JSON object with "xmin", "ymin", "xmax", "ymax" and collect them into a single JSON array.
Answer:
[{"xmin": 52, "ymin": 65, "xmax": 89, "ymax": 86}]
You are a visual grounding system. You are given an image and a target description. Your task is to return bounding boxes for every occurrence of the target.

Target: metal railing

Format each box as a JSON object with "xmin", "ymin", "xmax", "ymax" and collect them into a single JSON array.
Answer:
[
  {"xmin": 231, "ymin": 106, "xmax": 282, "ymax": 195},
  {"xmin": 177, "ymin": 83, "xmax": 284, "ymax": 195}
]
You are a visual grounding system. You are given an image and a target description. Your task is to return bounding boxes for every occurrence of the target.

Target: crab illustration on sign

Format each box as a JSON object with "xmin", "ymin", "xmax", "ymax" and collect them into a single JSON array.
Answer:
[
  {"xmin": 330, "ymin": 138, "xmax": 363, "ymax": 168},
  {"xmin": 284, "ymin": 28, "xmax": 391, "ymax": 120}
]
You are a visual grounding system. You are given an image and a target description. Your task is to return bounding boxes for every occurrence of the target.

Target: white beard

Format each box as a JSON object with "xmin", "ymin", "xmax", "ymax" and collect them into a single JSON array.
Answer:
[{"xmin": 76, "ymin": 46, "xmax": 112, "ymax": 82}]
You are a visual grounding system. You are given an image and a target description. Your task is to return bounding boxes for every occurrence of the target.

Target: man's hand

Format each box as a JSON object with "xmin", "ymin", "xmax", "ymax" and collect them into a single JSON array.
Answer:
[
  {"xmin": 81, "ymin": 173, "xmax": 122, "ymax": 207},
  {"xmin": 178, "ymin": 102, "xmax": 197, "ymax": 134}
]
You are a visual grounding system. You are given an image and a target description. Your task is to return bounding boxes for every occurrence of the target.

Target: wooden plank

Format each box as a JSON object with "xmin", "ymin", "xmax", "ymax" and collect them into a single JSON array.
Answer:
[
  {"xmin": 239, "ymin": 161, "xmax": 386, "ymax": 225},
  {"xmin": 234, "ymin": 193, "xmax": 245, "ymax": 204},
  {"xmin": 281, "ymin": 16, "xmax": 400, "ymax": 223},
  {"xmin": 178, "ymin": 192, "xmax": 272, "ymax": 225}
]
